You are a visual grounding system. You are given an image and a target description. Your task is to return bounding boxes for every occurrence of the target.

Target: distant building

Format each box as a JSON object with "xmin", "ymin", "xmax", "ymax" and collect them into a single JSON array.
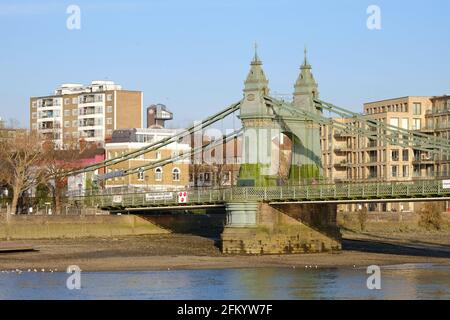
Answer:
[
  {"xmin": 0, "ymin": 117, "xmax": 27, "ymax": 142},
  {"xmin": 415, "ymin": 94, "xmax": 450, "ymax": 178},
  {"xmin": 189, "ymin": 133, "xmax": 242, "ymax": 188},
  {"xmin": 146, "ymin": 104, "xmax": 173, "ymax": 128},
  {"xmin": 30, "ymin": 81, "xmax": 143, "ymax": 149},
  {"xmin": 321, "ymin": 96, "xmax": 433, "ymax": 212},
  {"xmin": 64, "ymin": 147, "xmax": 106, "ymax": 196},
  {"xmin": 104, "ymin": 128, "xmax": 190, "ymax": 191}
]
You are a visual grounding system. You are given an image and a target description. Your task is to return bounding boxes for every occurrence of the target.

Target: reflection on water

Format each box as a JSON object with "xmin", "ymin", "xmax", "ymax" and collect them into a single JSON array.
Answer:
[{"xmin": 0, "ymin": 264, "xmax": 448, "ymax": 300}]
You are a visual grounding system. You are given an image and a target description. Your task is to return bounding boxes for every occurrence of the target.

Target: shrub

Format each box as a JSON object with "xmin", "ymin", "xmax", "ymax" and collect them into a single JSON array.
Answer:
[
  {"xmin": 419, "ymin": 203, "xmax": 443, "ymax": 231},
  {"xmin": 357, "ymin": 207, "xmax": 368, "ymax": 232}
]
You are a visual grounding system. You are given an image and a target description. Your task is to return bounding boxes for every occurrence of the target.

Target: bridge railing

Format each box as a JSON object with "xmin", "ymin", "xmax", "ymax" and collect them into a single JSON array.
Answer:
[{"xmin": 66, "ymin": 179, "xmax": 450, "ymax": 209}]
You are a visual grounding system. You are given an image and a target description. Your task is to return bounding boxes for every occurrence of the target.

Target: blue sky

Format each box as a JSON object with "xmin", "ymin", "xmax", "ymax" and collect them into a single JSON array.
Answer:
[{"xmin": 0, "ymin": 0, "xmax": 449, "ymax": 128}]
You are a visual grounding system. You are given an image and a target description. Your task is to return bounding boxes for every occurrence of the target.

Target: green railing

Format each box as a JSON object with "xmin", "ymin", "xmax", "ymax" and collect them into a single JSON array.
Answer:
[{"xmin": 67, "ymin": 179, "xmax": 450, "ymax": 209}]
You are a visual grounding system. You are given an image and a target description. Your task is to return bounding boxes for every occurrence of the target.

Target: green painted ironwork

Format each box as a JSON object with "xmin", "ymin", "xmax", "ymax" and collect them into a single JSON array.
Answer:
[
  {"xmin": 67, "ymin": 101, "xmax": 241, "ymax": 176},
  {"xmin": 69, "ymin": 179, "xmax": 450, "ymax": 209}
]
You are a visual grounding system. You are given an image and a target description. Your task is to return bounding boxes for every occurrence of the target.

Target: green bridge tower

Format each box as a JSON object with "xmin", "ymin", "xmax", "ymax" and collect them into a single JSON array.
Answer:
[{"xmin": 238, "ymin": 47, "xmax": 323, "ymax": 187}]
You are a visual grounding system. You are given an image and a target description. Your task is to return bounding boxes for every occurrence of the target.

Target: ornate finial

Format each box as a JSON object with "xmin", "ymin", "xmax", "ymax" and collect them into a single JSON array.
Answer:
[
  {"xmin": 304, "ymin": 45, "xmax": 308, "ymax": 65},
  {"xmin": 253, "ymin": 42, "xmax": 259, "ymax": 62}
]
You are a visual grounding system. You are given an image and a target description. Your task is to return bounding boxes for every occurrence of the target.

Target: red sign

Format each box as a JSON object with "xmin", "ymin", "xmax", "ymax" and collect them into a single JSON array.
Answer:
[{"xmin": 178, "ymin": 192, "xmax": 188, "ymax": 204}]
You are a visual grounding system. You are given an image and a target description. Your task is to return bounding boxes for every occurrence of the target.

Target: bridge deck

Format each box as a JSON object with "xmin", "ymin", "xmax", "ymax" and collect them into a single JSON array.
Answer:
[{"xmin": 68, "ymin": 180, "xmax": 450, "ymax": 210}]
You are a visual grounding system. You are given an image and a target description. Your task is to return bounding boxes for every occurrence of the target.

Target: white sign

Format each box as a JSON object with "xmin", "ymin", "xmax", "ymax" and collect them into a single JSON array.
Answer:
[
  {"xmin": 145, "ymin": 192, "xmax": 173, "ymax": 202},
  {"xmin": 112, "ymin": 195, "xmax": 123, "ymax": 204},
  {"xmin": 178, "ymin": 191, "xmax": 188, "ymax": 204},
  {"xmin": 443, "ymin": 180, "xmax": 450, "ymax": 189}
]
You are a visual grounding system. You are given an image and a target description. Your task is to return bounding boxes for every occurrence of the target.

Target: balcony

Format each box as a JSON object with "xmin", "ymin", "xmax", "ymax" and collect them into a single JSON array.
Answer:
[
  {"xmin": 80, "ymin": 129, "xmax": 103, "ymax": 139},
  {"xmin": 334, "ymin": 160, "xmax": 352, "ymax": 167},
  {"xmin": 79, "ymin": 106, "xmax": 103, "ymax": 116},
  {"xmin": 79, "ymin": 94, "xmax": 103, "ymax": 104},
  {"xmin": 39, "ymin": 123, "xmax": 61, "ymax": 130},
  {"xmin": 412, "ymin": 154, "xmax": 435, "ymax": 164},
  {"xmin": 79, "ymin": 119, "xmax": 102, "ymax": 127},
  {"xmin": 334, "ymin": 146, "xmax": 350, "ymax": 153},
  {"xmin": 334, "ymin": 131, "xmax": 354, "ymax": 138},
  {"xmin": 38, "ymin": 98, "xmax": 61, "ymax": 108}
]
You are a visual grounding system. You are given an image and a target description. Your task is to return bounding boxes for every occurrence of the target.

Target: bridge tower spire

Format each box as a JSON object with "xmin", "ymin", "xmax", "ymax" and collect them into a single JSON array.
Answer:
[
  {"xmin": 243, "ymin": 43, "xmax": 269, "ymax": 102},
  {"xmin": 238, "ymin": 45, "xmax": 276, "ymax": 187},
  {"xmin": 293, "ymin": 46, "xmax": 319, "ymax": 113}
]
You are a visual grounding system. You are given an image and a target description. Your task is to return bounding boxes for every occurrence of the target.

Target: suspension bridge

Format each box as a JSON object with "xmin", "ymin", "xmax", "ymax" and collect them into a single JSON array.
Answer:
[{"xmin": 66, "ymin": 49, "xmax": 450, "ymax": 254}]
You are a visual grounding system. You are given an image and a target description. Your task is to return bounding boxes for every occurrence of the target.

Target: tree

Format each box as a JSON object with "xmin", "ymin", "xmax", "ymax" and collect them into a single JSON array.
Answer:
[
  {"xmin": 419, "ymin": 203, "xmax": 443, "ymax": 231},
  {"xmin": 41, "ymin": 139, "xmax": 81, "ymax": 215},
  {"xmin": 0, "ymin": 131, "xmax": 46, "ymax": 214},
  {"xmin": 41, "ymin": 137, "xmax": 103, "ymax": 214}
]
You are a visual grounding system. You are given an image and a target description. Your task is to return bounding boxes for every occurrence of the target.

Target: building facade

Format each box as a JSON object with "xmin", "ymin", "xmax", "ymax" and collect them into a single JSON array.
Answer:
[
  {"xmin": 30, "ymin": 81, "xmax": 142, "ymax": 149},
  {"xmin": 189, "ymin": 134, "xmax": 242, "ymax": 188},
  {"xmin": 414, "ymin": 94, "xmax": 450, "ymax": 178},
  {"xmin": 104, "ymin": 128, "xmax": 190, "ymax": 191},
  {"xmin": 321, "ymin": 96, "xmax": 433, "ymax": 212},
  {"xmin": 146, "ymin": 104, "xmax": 173, "ymax": 128},
  {"xmin": 0, "ymin": 117, "xmax": 27, "ymax": 142}
]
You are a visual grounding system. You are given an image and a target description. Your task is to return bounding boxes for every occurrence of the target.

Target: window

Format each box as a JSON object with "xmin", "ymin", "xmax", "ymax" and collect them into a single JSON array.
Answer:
[
  {"xmin": 391, "ymin": 166, "xmax": 398, "ymax": 178},
  {"xmin": 72, "ymin": 120, "xmax": 77, "ymax": 127},
  {"xmin": 390, "ymin": 117, "xmax": 399, "ymax": 128},
  {"xmin": 32, "ymin": 112, "xmax": 37, "ymax": 119},
  {"xmin": 137, "ymin": 171, "xmax": 144, "ymax": 181},
  {"xmin": 413, "ymin": 103, "xmax": 422, "ymax": 115},
  {"xmin": 403, "ymin": 165, "xmax": 409, "ymax": 178},
  {"xmin": 401, "ymin": 118, "xmax": 409, "ymax": 130},
  {"xmin": 106, "ymin": 129, "xmax": 113, "ymax": 136},
  {"xmin": 106, "ymin": 118, "xmax": 113, "ymax": 125},
  {"xmin": 172, "ymin": 168, "xmax": 180, "ymax": 181},
  {"xmin": 72, "ymin": 97, "xmax": 78, "ymax": 104},
  {"xmin": 107, "ymin": 94, "xmax": 113, "ymax": 101},
  {"xmin": 64, "ymin": 121, "xmax": 70, "ymax": 128},
  {"xmin": 413, "ymin": 119, "xmax": 421, "ymax": 130},
  {"xmin": 31, "ymin": 101, "xmax": 37, "ymax": 108},
  {"xmin": 205, "ymin": 172, "xmax": 210, "ymax": 182},
  {"xmin": 106, "ymin": 106, "xmax": 113, "ymax": 113},
  {"xmin": 72, "ymin": 132, "xmax": 79, "ymax": 138},
  {"xmin": 64, "ymin": 109, "xmax": 71, "ymax": 117},
  {"xmin": 72, "ymin": 109, "xmax": 78, "ymax": 116},
  {"xmin": 32, "ymin": 123, "xmax": 37, "ymax": 130},
  {"xmin": 64, "ymin": 98, "xmax": 70, "ymax": 105},
  {"xmin": 155, "ymin": 167, "xmax": 162, "ymax": 181},
  {"xmin": 402, "ymin": 150, "xmax": 409, "ymax": 161},
  {"xmin": 391, "ymin": 150, "xmax": 399, "ymax": 161}
]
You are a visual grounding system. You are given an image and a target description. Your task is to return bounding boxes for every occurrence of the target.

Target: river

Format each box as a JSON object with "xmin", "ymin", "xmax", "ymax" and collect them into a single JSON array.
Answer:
[{"xmin": 0, "ymin": 264, "xmax": 448, "ymax": 300}]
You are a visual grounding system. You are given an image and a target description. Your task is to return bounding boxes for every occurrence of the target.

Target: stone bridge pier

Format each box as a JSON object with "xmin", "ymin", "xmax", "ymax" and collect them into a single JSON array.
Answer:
[{"xmin": 221, "ymin": 202, "xmax": 342, "ymax": 254}]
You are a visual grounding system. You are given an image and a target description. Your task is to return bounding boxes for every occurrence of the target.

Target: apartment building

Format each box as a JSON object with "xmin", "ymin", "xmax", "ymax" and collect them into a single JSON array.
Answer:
[
  {"xmin": 414, "ymin": 94, "xmax": 450, "ymax": 178},
  {"xmin": 321, "ymin": 118, "xmax": 353, "ymax": 182},
  {"xmin": 30, "ymin": 81, "xmax": 142, "ymax": 149},
  {"xmin": 321, "ymin": 96, "xmax": 432, "ymax": 211},
  {"xmin": 104, "ymin": 128, "xmax": 190, "ymax": 191}
]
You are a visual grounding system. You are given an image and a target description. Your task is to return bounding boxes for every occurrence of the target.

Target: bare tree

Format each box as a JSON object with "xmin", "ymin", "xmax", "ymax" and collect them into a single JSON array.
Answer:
[
  {"xmin": 0, "ymin": 131, "xmax": 45, "ymax": 214},
  {"xmin": 41, "ymin": 138, "xmax": 81, "ymax": 214}
]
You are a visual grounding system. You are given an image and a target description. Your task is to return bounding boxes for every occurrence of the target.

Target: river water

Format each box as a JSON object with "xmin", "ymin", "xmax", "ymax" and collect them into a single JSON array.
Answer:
[{"xmin": 0, "ymin": 264, "xmax": 448, "ymax": 300}]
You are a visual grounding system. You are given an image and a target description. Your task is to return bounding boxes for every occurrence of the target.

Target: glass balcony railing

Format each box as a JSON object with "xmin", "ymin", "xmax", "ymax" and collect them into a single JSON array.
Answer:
[{"xmin": 79, "ymin": 95, "xmax": 103, "ymax": 104}]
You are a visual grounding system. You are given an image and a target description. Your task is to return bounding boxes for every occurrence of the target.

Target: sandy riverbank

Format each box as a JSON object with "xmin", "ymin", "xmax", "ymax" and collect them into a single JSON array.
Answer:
[{"xmin": 0, "ymin": 231, "xmax": 449, "ymax": 272}]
